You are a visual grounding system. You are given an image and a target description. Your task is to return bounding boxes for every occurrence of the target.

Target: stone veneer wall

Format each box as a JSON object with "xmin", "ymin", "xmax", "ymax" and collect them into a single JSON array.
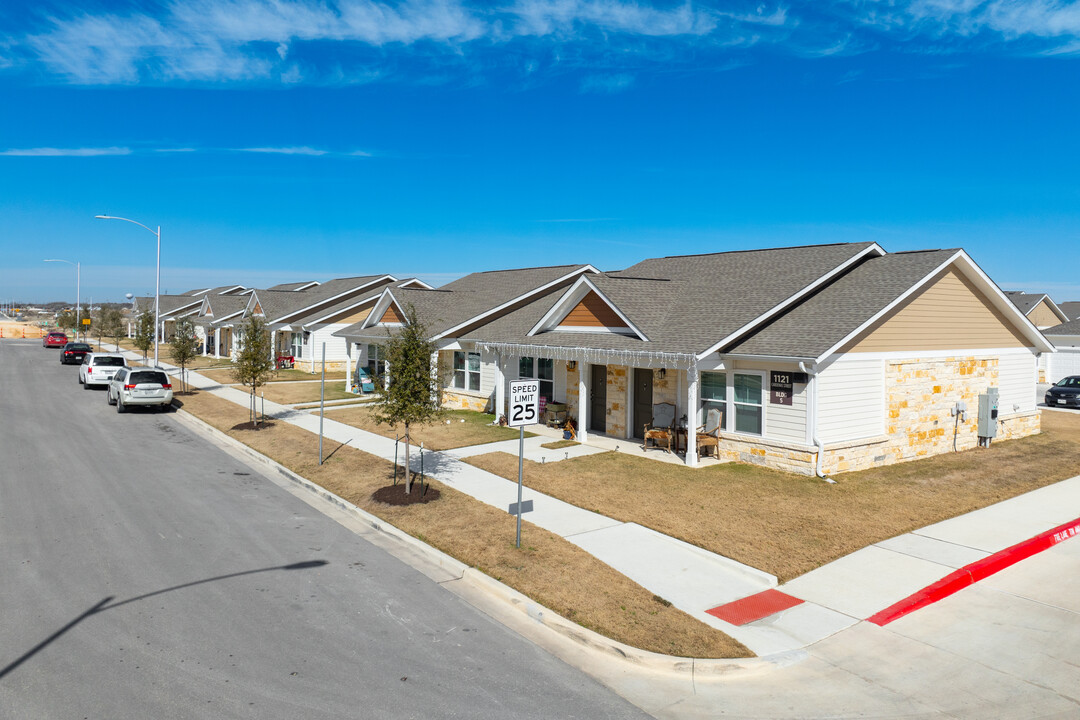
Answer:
[
  {"xmin": 821, "ymin": 355, "xmax": 1041, "ymax": 475},
  {"xmin": 604, "ymin": 365, "xmax": 628, "ymax": 437},
  {"xmin": 652, "ymin": 369, "xmax": 678, "ymax": 407}
]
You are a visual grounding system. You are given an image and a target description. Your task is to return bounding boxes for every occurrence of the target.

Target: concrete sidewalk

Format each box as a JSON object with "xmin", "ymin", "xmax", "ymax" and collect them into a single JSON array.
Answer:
[{"xmin": 123, "ymin": 347, "xmax": 1080, "ymax": 658}]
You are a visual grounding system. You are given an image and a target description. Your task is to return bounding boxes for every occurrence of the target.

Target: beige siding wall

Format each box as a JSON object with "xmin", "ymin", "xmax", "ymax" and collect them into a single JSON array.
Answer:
[
  {"xmin": 1027, "ymin": 300, "xmax": 1061, "ymax": 328},
  {"xmin": 843, "ymin": 268, "xmax": 1029, "ymax": 353}
]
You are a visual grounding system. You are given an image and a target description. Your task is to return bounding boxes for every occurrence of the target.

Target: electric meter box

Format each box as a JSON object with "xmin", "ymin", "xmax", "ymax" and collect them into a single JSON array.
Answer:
[{"xmin": 978, "ymin": 388, "xmax": 999, "ymax": 438}]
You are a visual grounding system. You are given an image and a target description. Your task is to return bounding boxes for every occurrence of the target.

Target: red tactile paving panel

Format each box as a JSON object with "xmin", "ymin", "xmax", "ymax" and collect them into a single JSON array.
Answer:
[{"xmin": 707, "ymin": 589, "xmax": 804, "ymax": 626}]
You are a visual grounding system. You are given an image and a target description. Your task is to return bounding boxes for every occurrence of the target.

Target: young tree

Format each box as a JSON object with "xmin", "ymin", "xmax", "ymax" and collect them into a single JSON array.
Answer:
[
  {"xmin": 370, "ymin": 305, "xmax": 444, "ymax": 494},
  {"xmin": 231, "ymin": 315, "xmax": 276, "ymax": 424},
  {"xmin": 99, "ymin": 308, "xmax": 126, "ymax": 352},
  {"xmin": 169, "ymin": 317, "xmax": 200, "ymax": 393},
  {"xmin": 56, "ymin": 309, "xmax": 77, "ymax": 335},
  {"xmin": 133, "ymin": 311, "xmax": 155, "ymax": 361}
]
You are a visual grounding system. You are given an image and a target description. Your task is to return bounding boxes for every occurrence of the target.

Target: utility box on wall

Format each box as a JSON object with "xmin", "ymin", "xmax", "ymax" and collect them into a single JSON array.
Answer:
[{"xmin": 978, "ymin": 387, "xmax": 999, "ymax": 438}]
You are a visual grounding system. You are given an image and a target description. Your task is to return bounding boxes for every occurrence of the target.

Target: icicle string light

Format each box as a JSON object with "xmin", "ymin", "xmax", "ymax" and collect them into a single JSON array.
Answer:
[{"xmin": 480, "ymin": 342, "xmax": 697, "ymax": 370}]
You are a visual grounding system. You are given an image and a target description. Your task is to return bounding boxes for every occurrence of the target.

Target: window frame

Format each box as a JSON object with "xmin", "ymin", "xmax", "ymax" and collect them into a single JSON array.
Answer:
[
  {"xmin": 518, "ymin": 355, "xmax": 555, "ymax": 402},
  {"xmin": 453, "ymin": 350, "xmax": 481, "ymax": 393}
]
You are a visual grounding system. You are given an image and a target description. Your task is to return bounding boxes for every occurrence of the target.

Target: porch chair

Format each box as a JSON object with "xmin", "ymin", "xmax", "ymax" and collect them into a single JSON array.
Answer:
[
  {"xmin": 696, "ymin": 408, "xmax": 723, "ymax": 458},
  {"xmin": 643, "ymin": 402, "xmax": 677, "ymax": 453}
]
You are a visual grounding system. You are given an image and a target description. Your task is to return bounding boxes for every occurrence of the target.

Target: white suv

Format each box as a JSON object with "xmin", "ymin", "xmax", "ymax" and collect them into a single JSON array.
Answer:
[
  {"xmin": 79, "ymin": 353, "xmax": 128, "ymax": 389},
  {"xmin": 107, "ymin": 367, "xmax": 174, "ymax": 413}
]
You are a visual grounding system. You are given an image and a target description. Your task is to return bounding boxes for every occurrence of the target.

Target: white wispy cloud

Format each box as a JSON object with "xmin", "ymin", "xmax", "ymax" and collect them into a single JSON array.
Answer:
[
  {"xmin": 0, "ymin": 146, "xmax": 132, "ymax": 157},
  {"xmin": 238, "ymin": 146, "xmax": 329, "ymax": 155},
  {"xmin": 9, "ymin": 0, "xmax": 798, "ymax": 85},
  {"xmin": 579, "ymin": 72, "xmax": 634, "ymax": 93},
  {"xmin": 0, "ymin": 145, "xmax": 372, "ymax": 158},
  {"xmin": 9, "ymin": 0, "xmax": 1080, "ymax": 88}
]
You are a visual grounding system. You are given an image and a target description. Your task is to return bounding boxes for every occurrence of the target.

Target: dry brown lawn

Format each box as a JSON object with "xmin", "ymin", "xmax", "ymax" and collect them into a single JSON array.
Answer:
[
  {"xmin": 177, "ymin": 390, "xmax": 749, "ymax": 658},
  {"xmin": 258, "ymin": 382, "xmax": 356, "ymax": 405},
  {"xmin": 465, "ymin": 411, "xmax": 1080, "ymax": 582},
  {"xmin": 196, "ymin": 367, "xmax": 347, "ymax": 384},
  {"xmin": 326, "ymin": 406, "xmax": 534, "ymax": 451}
]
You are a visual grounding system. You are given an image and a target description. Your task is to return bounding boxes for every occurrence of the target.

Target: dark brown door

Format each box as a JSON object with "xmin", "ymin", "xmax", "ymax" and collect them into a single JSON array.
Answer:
[
  {"xmin": 590, "ymin": 364, "xmax": 607, "ymax": 433},
  {"xmin": 633, "ymin": 368, "xmax": 653, "ymax": 439}
]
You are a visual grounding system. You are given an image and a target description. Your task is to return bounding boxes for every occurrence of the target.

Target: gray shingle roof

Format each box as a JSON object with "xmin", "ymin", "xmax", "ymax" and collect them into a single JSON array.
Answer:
[
  {"xmin": 334, "ymin": 265, "xmax": 593, "ymax": 341},
  {"xmin": 1043, "ymin": 317, "xmax": 1080, "ymax": 336},
  {"xmin": 1006, "ymin": 291, "xmax": 1044, "ymax": 315},
  {"xmin": 1058, "ymin": 301, "xmax": 1080, "ymax": 321},
  {"xmin": 462, "ymin": 243, "xmax": 882, "ymax": 356},
  {"xmin": 252, "ymin": 275, "xmax": 392, "ymax": 325},
  {"xmin": 203, "ymin": 294, "xmax": 249, "ymax": 325},
  {"xmin": 729, "ymin": 250, "xmax": 959, "ymax": 359},
  {"xmin": 268, "ymin": 281, "xmax": 318, "ymax": 291}
]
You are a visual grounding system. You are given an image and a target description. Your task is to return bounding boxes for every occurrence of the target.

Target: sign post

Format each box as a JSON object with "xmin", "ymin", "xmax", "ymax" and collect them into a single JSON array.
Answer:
[{"xmin": 508, "ymin": 379, "xmax": 540, "ymax": 548}]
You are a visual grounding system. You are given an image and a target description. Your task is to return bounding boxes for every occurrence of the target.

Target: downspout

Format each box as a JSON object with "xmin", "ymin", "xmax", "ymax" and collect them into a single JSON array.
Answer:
[{"xmin": 799, "ymin": 361, "xmax": 835, "ymax": 483}]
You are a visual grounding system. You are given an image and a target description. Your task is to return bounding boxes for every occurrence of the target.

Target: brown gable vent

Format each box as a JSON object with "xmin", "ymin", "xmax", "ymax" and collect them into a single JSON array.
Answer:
[{"xmin": 558, "ymin": 291, "xmax": 629, "ymax": 329}]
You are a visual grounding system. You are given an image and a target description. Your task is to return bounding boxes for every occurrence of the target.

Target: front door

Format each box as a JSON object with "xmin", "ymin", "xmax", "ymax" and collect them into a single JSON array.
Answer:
[
  {"xmin": 590, "ymin": 364, "xmax": 607, "ymax": 433},
  {"xmin": 632, "ymin": 368, "xmax": 653, "ymax": 439}
]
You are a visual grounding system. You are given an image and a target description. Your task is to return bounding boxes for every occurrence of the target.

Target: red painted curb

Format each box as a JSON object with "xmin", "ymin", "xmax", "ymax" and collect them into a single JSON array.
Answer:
[{"xmin": 867, "ymin": 516, "xmax": 1080, "ymax": 627}]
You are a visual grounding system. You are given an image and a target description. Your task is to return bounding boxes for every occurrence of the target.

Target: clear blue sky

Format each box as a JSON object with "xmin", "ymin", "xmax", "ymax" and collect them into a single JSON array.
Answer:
[{"xmin": 2, "ymin": 1, "xmax": 1079, "ymax": 304}]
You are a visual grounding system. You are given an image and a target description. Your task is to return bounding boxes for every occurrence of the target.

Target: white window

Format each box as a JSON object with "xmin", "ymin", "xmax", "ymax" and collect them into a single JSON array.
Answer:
[
  {"xmin": 701, "ymin": 371, "xmax": 726, "ymax": 423},
  {"xmin": 732, "ymin": 372, "xmax": 764, "ymax": 435},
  {"xmin": 454, "ymin": 351, "xmax": 481, "ymax": 392},
  {"xmin": 518, "ymin": 356, "xmax": 555, "ymax": 402},
  {"xmin": 699, "ymin": 370, "xmax": 763, "ymax": 436},
  {"xmin": 290, "ymin": 332, "xmax": 304, "ymax": 359},
  {"xmin": 367, "ymin": 344, "xmax": 385, "ymax": 378}
]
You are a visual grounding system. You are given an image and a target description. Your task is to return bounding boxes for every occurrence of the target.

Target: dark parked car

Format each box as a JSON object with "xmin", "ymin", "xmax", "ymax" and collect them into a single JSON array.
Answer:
[
  {"xmin": 60, "ymin": 342, "xmax": 92, "ymax": 364},
  {"xmin": 43, "ymin": 331, "xmax": 68, "ymax": 348},
  {"xmin": 1045, "ymin": 376, "xmax": 1080, "ymax": 408}
]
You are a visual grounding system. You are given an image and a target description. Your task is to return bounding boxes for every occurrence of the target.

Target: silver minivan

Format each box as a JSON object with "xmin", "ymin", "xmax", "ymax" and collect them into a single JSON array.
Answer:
[{"xmin": 107, "ymin": 367, "xmax": 174, "ymax": 413}]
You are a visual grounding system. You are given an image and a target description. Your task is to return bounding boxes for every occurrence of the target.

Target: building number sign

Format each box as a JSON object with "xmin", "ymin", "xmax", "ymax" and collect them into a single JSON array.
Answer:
[
  {"xmin": 508, "ymin": 379, "xmax": 541, "ymax": 427},
  {"xmin": 770, "ymin": 371, "xmax": 794, "ymax": 406}
]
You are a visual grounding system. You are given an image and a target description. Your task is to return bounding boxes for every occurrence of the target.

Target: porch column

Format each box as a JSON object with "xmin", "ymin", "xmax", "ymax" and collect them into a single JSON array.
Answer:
[
  {"xmin": 345, "ymin": 345, "xmax": 352, "ymax": 392},
  {"xmin": 202, "ymin": 327, "xmax": 208, "ymax": 356},
  {"xmin": 494, "ymin": 352, "xmax": 506, "ymax": 421},
  {"xmin": 270, "ymin": 330, "xmax": 277, "ymax": 364},
  {"xmin": 686, "ymin": 363, "xmax": 699, "ymax": 467},
  {"xmin": 430, "ymin": 351, "xmax": 439, "ymax": 404},
  {"xmin": 214, "ymin": 328, "xmax": 220, "ymax": 358},
  {"xmin": 577, "ymin": 370, "xmax": 589, "ymax": 444}
]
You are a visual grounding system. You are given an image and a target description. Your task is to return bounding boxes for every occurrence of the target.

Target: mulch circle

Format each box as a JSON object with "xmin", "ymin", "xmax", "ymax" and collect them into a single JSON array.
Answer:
[
  {"xmin": 230, "ymin": 420, "xmax": 278, "ymax": 431},
  {"xmin": 372, "ymin": 482, "xmax": 441, "ymax": 506}
]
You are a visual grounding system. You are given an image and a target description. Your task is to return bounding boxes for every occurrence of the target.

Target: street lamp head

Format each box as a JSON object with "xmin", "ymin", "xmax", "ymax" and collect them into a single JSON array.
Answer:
[{"xmin": 94, "ymin": 215, "xmax": 112, "ymax": 219}]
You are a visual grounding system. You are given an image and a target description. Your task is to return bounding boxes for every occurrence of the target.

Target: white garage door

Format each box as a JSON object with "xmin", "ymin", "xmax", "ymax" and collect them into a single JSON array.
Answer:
[{"xmin": 1048, "ymin": 350, "xmax": 1080, "ymax": 383}]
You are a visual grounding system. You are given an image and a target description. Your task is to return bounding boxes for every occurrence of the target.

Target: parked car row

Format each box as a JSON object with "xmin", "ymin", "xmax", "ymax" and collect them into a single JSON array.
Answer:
[{"xmin": 51, "ymin": 342, "xmax": 175, "ymax": 413}]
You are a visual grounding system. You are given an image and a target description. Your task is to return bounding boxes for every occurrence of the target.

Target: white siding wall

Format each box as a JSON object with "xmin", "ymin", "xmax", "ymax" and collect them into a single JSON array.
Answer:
[
  {"xmin": 730, "ymin": 360, "xmax": 808, "ymax": 443},
  {"xmin": 996, "ymin": 352, "xmax": 1036, "ymax": 415},
  {"xmin": 1049, "ymin": 349, "xmax": 1080, "ymax": 384},
  {"xmin": 818, "ymin": 357, "xmax": 885, "ymax": 442},
  {"xmin": 305, "ymin": 324, "xmax": 351, "ymax": 364},
  {"xmin": 479, "ymin": 346, "xmax": 497, "ymax": 398}
]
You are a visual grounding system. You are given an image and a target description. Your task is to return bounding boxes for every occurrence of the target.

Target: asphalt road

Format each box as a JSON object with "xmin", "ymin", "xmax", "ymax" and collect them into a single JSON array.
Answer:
[{"xmin": 0, "ymin": 340, "xmax": 648, "ymax": 719}]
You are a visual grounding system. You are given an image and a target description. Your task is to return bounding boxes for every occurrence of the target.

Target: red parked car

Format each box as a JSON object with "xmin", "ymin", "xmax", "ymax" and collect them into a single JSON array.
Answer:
[{"xmin": 43, "ymin": 332, "xmax": 68, "ymax": 348}]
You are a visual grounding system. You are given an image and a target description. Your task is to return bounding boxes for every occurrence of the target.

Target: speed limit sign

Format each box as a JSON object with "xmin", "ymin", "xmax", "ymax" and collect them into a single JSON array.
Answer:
[{"xmin": 508, "ymin": 379, "xmax": 540, "ymax": 428}]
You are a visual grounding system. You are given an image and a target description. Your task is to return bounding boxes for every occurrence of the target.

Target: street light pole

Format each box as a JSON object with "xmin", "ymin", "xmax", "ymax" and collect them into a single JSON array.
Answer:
[
  {"xmin": 95, "ymin": 215, "xmax": 161, "ymax": 366},
  {"xmin": 44, "ymin": 259, "xmax": 80, "ymax": 340}
]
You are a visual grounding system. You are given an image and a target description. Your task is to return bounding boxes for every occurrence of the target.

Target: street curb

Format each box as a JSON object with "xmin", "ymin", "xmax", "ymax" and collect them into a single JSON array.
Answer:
[
  {"xmin": 171, "ymin": 407, "xmax": 789, "ymax": 677},
  {"xmin": 868, "ymin": 516, "xmax": 1080, "ymax": 626}
]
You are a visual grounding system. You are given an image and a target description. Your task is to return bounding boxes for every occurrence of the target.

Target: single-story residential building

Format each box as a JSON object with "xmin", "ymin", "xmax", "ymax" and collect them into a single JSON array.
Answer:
[
  {"xmin": 346, "ymin": 242, "xmax": 1052, "ymax": 476},
  {"xmin": 1006, "ymin": 291, "xmax": 1069, "ymax": 329},
  {"xmin": 237, "ymin": 275, "xmax": 431, "ymax": 371}
]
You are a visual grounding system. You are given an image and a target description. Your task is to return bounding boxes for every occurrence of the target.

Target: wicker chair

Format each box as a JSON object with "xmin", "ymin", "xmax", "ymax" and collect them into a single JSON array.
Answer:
[{"xmin": 643, "ymin": 402, "xmax": 676, "ymax": 453}]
